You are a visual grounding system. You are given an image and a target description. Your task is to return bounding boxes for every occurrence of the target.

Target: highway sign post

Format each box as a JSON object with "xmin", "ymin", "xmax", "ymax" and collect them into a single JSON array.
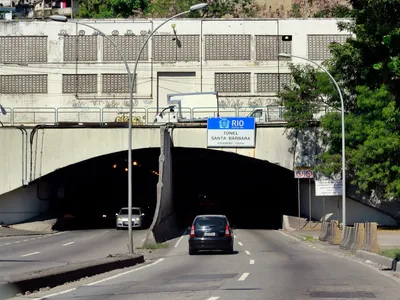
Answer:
[
  {"xmin": 315, "ymin": 179, "xmax": 343, "ymax": 222},
  {"xmin": 294, "ymin": 168, "xmax": 314, "ymax": 225},
  {"xmin": 207, "ymin": 117, "xmax": 256, "ymax": 148}
]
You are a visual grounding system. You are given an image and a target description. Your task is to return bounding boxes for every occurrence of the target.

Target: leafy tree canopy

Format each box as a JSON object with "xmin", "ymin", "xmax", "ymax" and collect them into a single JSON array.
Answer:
[
  {"xmin": 279, "ymin": 0, "xmax": 400, "ymax": 199},
  {"xmin": 76, "ymin": 0, "xmax": 149, "ymax": 18}
]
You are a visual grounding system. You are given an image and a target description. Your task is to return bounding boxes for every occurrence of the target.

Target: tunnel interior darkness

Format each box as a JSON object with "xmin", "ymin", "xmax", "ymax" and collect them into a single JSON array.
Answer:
[
  {"xmin": 43, "ymin": 148, "xmax": 160, "ymax": 230},
  {"xmin": 40, "ymin": 146, "xmax": 297, "ymax": 231},
  {"xmin": 173, "ymin": 148, "xmax": 297, "ymax": 230}
]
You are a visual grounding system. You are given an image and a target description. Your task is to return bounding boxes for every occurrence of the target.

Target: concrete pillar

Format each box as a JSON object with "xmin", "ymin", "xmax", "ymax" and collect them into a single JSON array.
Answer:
[{"xmin": 145, "ymin": 125, "xmax": 176, "ymax": 244}]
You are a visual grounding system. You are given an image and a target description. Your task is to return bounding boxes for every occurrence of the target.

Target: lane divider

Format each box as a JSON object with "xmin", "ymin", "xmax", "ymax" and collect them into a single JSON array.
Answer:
[
  {"xmin": 250, "ymin": 259, "xmax": 255, "ymax": 264},
  {"xmin": 21, "ymin": 251, "xmax": 40, "ymax": 257},
  {"xmin": 245, "ymin": 250, "xmax": 250, "ymax": 255},
  {"xmin": 238, "ymin": 242, "xmax": 243, "ymax": 246},
  {"xmin": 238, "ymin": 272, "xmax": 249, "ymax": 281},
  {"xmin": 85, "ymin": 258, "xmax": 165, "ymax": 286},
  {"xmin": 207, "ymin": 297, "xmax": 220, "ymax": 300},
  {"xmin": 62, "ymin": 242, "xmax": 75, "ymax": 246}
]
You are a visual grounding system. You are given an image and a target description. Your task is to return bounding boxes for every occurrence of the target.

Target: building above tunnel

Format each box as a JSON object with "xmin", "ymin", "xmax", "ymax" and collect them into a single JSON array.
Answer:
[{"xmin": 0, "ymin": 18, "xmax": 351, "ymax": 125}]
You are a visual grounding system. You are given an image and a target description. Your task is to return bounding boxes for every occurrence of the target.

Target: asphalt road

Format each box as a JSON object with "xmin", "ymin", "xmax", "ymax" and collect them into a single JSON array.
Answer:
[
  {"xmin": 0, "ymin": 229, "xmax": 148, "ymax": 279},
  {"xmin": 9, "ymin": 229, "xmax": 400, "ymax": 300}
]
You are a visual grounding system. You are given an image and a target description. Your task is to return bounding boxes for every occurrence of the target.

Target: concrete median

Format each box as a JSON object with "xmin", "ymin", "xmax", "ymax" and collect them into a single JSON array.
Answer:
[
  {"xmin": 319, "ymin": 222, "xmax": 330, "ymax": 242},
  {"xmin": 328, "ymin": 220, "xmax": 342, "ymax": 245},
  {"xmin": 0, "ymin": 253, "xmax": 144, "ymax": 299},
  {"xmin": 340, "ymin": 226, "xmax": 353, "ymax": 250},
  {"xmin": 356, "ymin": 250, "xmax": 398, "ymax": 272},
  {"xmin": 362, "ymin": 222, "xmax": 380, "ymax": 254}
]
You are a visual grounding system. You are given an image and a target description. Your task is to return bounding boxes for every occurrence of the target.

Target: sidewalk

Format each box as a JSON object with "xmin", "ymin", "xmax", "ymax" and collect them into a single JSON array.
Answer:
[
  {"xmin": 0, "ymin": 218, "xmax": 58, "ymax": 237},
  {"xmin": 289, "ymin": 229, "xmax": 400, "ymax": 249}
]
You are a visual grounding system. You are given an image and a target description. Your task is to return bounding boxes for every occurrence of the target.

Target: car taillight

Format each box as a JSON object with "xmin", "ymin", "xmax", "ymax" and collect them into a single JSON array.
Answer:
[
  {"xmin": 225, "ymin": 224, "xmax": 230, "ymax": 237},
  {"xmin": 190, "ymin": 225, "xmax": 195, "ymax": 237}
]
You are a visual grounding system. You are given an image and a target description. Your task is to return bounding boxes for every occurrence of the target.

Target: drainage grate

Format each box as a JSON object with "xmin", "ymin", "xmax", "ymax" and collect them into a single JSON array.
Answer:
[{"xmin": 309, "ymin": 291, "xmax": 376, "ymax": 298}]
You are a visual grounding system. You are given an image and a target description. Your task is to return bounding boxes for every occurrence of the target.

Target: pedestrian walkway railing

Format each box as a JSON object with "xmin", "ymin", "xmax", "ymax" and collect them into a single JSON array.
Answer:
[{"xmin": 0, "ymin": 105, "xmax": 336, "ymax": 126}]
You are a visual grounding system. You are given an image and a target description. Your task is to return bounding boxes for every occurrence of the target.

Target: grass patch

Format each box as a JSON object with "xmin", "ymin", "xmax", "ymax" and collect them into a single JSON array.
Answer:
[
  {"xmin": 380, "ymin": 248, "xmax": 400, "ymax": 260},
  {"xmin": 302, "ymin": 235, "xmax": 314, "ymax": 243},
  {"xmin": 137, "ymin": 243, "xmax": 169, "ymax": 250}
]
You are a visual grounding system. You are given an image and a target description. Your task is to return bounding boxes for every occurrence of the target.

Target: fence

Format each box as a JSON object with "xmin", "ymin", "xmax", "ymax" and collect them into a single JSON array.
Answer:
[{"xmin": 0, "ymin": 105, "xmax": 333, "ymax": 126}]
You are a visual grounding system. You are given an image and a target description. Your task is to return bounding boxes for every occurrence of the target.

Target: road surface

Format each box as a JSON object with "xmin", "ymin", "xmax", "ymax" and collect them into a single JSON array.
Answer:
[
  {"xmin": 0, "ymin": 229, "xmax": 148, "ymax": 279},
  {"xmin": 8, "ymin": 229, "xmax": 400, "ymax": 300}
]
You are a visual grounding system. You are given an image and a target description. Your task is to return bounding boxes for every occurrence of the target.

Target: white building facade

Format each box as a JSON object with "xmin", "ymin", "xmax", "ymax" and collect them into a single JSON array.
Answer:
[{"xmin": 0, "ymin": 18, "xmax": 351, "ymax": 124}]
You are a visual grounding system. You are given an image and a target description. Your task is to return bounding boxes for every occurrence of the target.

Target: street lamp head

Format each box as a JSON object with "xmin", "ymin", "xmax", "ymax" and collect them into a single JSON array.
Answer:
[
  {"xmin": 278, "ymin": 53, "xmax": 291, "ymax": 58},
  {"xmin": 0, "ymin": 104, "xmax": 6, "ymax": 115},
  {"xmin": 49, "ymin": 15, "xmax": 68, "ymax": 22},
  {"xmin": 189, "ymin": 2, "xmax": 208, "ymax": 12}
]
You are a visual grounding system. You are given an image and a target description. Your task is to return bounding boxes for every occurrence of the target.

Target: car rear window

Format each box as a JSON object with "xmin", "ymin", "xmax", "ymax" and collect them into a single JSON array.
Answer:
[{"xmin": 194, "ymin": 217, "xmax": 226, "ymax": 228}]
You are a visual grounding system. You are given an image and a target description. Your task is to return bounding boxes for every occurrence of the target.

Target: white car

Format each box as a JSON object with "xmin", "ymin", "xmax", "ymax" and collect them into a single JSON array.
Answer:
[{"xmin": 116, "ymin": 207, "xmax": 144, "ymax": 230}]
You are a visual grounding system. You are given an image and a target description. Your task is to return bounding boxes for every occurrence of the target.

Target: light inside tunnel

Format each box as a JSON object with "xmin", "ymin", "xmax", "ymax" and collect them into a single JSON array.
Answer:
[{"xmin": 40, "ymin": 148, "xmax": 160, "ymax": 230}]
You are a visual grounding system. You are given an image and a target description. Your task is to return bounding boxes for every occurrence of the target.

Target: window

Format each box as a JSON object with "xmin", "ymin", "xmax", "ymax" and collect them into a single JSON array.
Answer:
[
  {"xmin": 103, "ymin": 36, "xmax": 148, "ymax": 61},
  {"xmin": 63, "ymin": 36, "xmax": 97, "ymax": 62},
  {"xmin": 0, "ymin": 75, "xmax": 47, "ymax": 94},
  {"xmin": 153, "ymin": 35, "xmax": 200, "ymax": 61},
  {"xmin": 255, "ymin": 35, "xmax": 292, "ymax": 61},
  {"xmin": 62, "ymin": 74, "xmax": 97, "ymax": 94},
  {"xmin": 308, "ymin": 35, "xmax": 350, "ymax": 60},
  {"xmin": 215, "ymin": 73, "xmax": 251, "ymax": 93},
  {"xmin": 205, "ymin": 35, "xmax": 251, "ymax": 60},
  {"xmin": 0, "ymin": 36, "xmax": 47, "ymax": 63},
  {"xmin": 102, "ymin": 74, "xmax": 137, "ymax": 94}
]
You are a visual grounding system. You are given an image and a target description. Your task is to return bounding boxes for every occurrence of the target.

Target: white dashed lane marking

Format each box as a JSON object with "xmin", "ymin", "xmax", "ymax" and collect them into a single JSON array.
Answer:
[
  {"xmin": 238, "ymin": 242, "xmax": 243, "ymax": 246},
  {"xmin": 21, "ymin": 251, "xmax": 40, "ymax": 257},
  {"xmin": 63, "ymin": 242, "xmax": 75, "ymax": 246},
  {"xmin": 250, "ymin": 259, "xmax": 255, "ymax": 264},
  {"xmin": 245, "ymin": 250, "xmax": 250, "ymax": 255},
  {"xmin": 238, "ymin": 273, "xmax": 249, "ymax": 281}
]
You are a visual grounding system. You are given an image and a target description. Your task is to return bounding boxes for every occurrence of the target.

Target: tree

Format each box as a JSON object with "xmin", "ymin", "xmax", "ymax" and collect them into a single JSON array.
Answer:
[
  {"xmin": 280, "ymin": 0, "xmax": 400, "ymax": 199},
  {"xmin": 76, "ymin": 0, "xmax": 149, "ymax": 18}
]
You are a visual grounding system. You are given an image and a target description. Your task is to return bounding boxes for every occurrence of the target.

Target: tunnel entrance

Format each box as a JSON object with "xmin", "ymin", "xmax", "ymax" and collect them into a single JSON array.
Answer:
[
  {"xmin": 42, "ymin": 148, "xmax": 159, "ymax": 230},
  {"xmin": 173, "ymin": 148, "xmax": 297, "ymax": 230}
]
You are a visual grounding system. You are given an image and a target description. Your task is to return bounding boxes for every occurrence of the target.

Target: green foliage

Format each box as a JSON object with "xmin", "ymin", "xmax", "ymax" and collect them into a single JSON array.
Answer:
[
  {"xmin": 281, "ymin": 0, "xmax": 400, "ymax": 199},
  {"xmin": 279, "ymin": 64, "xmax": 335, "ymax": 131},
  {"xmin": 76, "ymin": 0, "xmax": 149, "ymax": 18}
]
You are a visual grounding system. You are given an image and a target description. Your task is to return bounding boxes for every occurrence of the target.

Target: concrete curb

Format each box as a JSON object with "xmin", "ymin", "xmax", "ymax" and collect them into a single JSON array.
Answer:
[
  {"xmin": 0, "ymin": 254, "xmax": 144, "ymax": 299},
  {"xmin": 355, "ymin": 250, "xmax": 399, "ymax": 272}
]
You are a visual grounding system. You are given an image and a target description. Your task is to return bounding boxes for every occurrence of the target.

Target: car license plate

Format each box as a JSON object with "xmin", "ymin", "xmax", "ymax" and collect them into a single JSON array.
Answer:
[{"xmin": 204, "ymin": 232, "xmax": 215, "ymax": 237}]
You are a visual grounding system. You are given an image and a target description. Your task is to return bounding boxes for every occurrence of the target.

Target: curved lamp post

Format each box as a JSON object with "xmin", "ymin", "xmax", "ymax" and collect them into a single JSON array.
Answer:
[
  {"xmin": 278, "ymin": 53, "xmax": 346, "ymax": 235},
  {"xmin": 50, "ymin": 2, "xmax": 208, "ymax": 253}
]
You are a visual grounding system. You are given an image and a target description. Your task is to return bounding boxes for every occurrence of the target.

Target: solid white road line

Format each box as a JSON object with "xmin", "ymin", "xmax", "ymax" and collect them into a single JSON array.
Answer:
[
  {"xmin": 63, "ymin": 242, "xmax": 75, "ymax": 246},
  {"xmin": 238, "ymin": 272, "xmax": 249, "ymax": 281},
  {"xmin": 21, "ymin": 251, "xmax": 40, "ymax": 257},
  {"xmin": 245, "ymin": 250, "xmax": 250, "ymax": 255},
  {"xmin": 32, "ymin": 288, "xmax": 77, "ymax": 300},
  {"xmin": 250, "ymin": 259, "xmax": 255, "ymax": 264},
  {"xmin": 207, "ymin": 297, "xmax": 220, "ymax": 300},
  {"xmin": 85, "ymin": 258, "xmax": 165, "ymax": 286},
  {"xmin": 32, "ymin": 258, "xmax": 166, "ymax": 299},
  {"xmin": 238, "ymin": 242, "xmax": 243, "ymax": 246},
  {"xmin": 175, "ymin": 235, "xmax": 185, "ymax": 248}
]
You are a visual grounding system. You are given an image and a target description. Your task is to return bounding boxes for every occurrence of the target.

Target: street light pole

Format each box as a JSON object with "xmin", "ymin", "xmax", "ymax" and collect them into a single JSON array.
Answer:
[
  {"xmin": 50, "ymin": 15, "xmax": 135, "ymax": 253},
  {"xmin": 127, "ymin": 2, "xmax": 208, "ymax": 253},
  {"xmin": 278, "ymin": 53, "xmax": 346, "ymax": 235},
  {"xmin": 51, "ymin": 2, "xmax": 208, "ymax": 253}
]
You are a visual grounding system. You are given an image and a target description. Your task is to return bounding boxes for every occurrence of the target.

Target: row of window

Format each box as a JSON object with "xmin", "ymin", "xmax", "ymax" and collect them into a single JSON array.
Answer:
[
  {"xmin": 0, "ymin": 34, "xmax": 349, "ymax": 63},
  {"xmin": 0, "ymin": 73, "xmax": 291, "ymax": 94}
]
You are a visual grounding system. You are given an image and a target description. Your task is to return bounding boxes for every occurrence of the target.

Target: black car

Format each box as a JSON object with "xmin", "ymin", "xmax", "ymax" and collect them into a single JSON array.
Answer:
[{"xmin": 188, "ymin": 214, "xmax": 234, "ymax": 255}]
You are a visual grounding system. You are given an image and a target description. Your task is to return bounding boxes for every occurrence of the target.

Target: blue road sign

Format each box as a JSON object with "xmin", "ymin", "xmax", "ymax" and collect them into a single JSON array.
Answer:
[
  {"xmin": 207, "ymin": 117, "xmax": 256, "ymax": 148},
  {"xmin": 207, "ymin": 117, "xmax": 255, "ymax": 130}
]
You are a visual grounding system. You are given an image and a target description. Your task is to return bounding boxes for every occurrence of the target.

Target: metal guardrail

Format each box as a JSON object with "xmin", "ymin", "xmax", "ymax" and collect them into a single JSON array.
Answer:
[{"xmin": 0, "ymin": 106, "xmax": 334, "ymax": 126}]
